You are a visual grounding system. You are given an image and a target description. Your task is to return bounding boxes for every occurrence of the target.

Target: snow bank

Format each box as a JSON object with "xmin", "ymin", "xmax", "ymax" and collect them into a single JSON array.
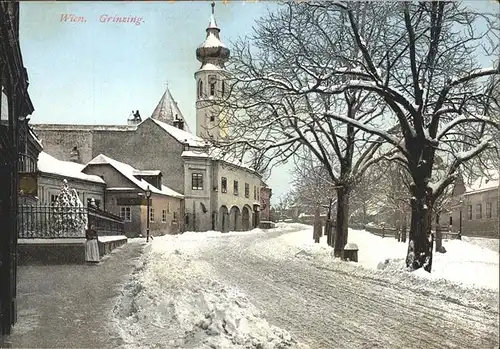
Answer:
[
  {"xmin": 98, "ymin": 235, "xmax": 127, "ymax": 243},
  {"xmin": 256, "ymin": 224, "xmax": 499, "ymax": 291},
  {"xmin": 113, "ymin": 227, "xmax": 308, "ymax": 349},
  {"xmin": 463, "ymin": 236, "xmax": 499, "ymax": 253}
]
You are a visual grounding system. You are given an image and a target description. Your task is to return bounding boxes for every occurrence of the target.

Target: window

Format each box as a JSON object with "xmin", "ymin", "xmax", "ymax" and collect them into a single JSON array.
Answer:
[
  {"xmin": 150, "ymin": 208, "xmax": 155, "ymax": 222},
  {"xmin": 51, "ymin": 194, "xmax": 58, "ymax": 204},
  {"xmin": 449, "ymin": 216, "xmax": 452, "ymax": 226},
  {"xmin": 221, "ymin": 177, "xmax": 227, "ymax": 193},
  {"xmin": 245, "ymin": 183, "xmax": 249, "ymax": 198},
  {"xmin": 486, "ymin": 202, "xmax": 492, "ymax": 219},
  {"xmin": 209, "ymin": 75, "xmax": 216, "ymax": 96},
  {"xmin": 253, "ymin": 186, "xmax": 257, "ymax": 200},
  {"xmin": 167, "ymin": 201, "xmax": 170, "ymax": 213},
  {"xmin": 198, "ymin": 80, "xmax": 203, "ymax": 98},
  {"xmin": 162, "ymin": 209, "xmax": 167, "ymax": 223},
  {"xmin": 192, "ymin": 173, "xmax": 203, "ymax": 190},
  {"xmin": 210, "ymin": 114, "xmax": 215, "ymax": 122},
  {"xmin": 173, "ymin": 211, "xmax": 177, "ymax": 221},
  {"xmin": 233, "ymin": 180, "xmax": 239, "ymax": 196},
  {"xmin": 475, "ymin": 204, "xmax": 482, "ymax": 219},
  {"xmin": 120, "ymin": 206, "xmax": 132, "ymax": 222},
  {"xmin": 467, "ymin": 205, "xmax": 472, "ymax": 220}
]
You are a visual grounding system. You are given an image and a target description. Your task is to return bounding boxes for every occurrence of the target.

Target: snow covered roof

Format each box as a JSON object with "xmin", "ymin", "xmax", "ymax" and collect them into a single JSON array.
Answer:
[
  {"xmin": 199, "ymin": 31, "xmax": 227, "ymax": 49},
  {"xmin": 150, "ymin": 118, "xmax": 207, "ymax": 147},
  {"xmin": 181, "ymin": 150, "xmax": 210, "ymax": 158},
  {"xmin": 210, "ymin": 147, "xmax": 261, "ymax": 176},
  {"xmin": 31, "ymin": 124, "xmax": 134, "ymax": 132},
  {"xmin": 197, "ymin": 63, "xmax": 226, "ymax": 72},
  {"xmin": 38, "ymin": 152, "xmax": 105, "ymax": 184},
  {"xmin": 465, "ymin": 169, "xmax": 499, "ymax": 195},
  {"xmin": 133, "ymin": 170, "xmax": 162, "ymax": 176},
  {"xmin": 28, "ymin": 127, "xmax": 43, "ymax": 149},
  {"xmin": 84, "ymin": 154, "xmax": 183, "ymax": 198}
]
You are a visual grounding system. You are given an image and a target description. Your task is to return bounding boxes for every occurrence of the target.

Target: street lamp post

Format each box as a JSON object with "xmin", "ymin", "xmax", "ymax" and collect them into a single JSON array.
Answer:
[
  {"xmin": 145, "ymin": 185, "xmax": 152, "ymax": 242},
  {"xmin": 458, "ymin": 198, "xmax": 463, "ymax": 240}
]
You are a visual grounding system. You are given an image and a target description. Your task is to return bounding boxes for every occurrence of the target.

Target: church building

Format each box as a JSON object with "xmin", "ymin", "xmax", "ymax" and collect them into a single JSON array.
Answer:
[{"xmin": 31, "ymin": 2, "xmax": 267, "ymax": 233}]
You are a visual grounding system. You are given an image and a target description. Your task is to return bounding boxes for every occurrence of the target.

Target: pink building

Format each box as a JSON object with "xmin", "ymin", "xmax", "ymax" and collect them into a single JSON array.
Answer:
[{"xmin": 260, "ymin": 181, "xmax": 272, "ymax": 221}]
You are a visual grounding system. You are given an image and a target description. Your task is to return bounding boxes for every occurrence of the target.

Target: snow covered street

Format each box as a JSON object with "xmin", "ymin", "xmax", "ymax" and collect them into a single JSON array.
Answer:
[{"xmin": 114, "ymin": 224, "xmax": 499, "ymax": 349}]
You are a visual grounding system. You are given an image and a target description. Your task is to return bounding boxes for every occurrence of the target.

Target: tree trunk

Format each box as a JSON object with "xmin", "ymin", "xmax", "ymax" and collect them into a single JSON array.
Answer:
[
  {"xmin": 395, "ymin": 216, "xmax": 401, "ymax": 242},
  {"xmin": 313, "ymin": 206, "xmax": 321, "ymax": 243},
  {"xmin": 406, "ymin": 186, "xmax": 433, "ymax": 272},
  {"xmin": 435, "ymin": 212, "xmax": 443, "ymax": 253},
  {"xmin": 362, "ymin": 203, "xmax": 367, "ymax": 226},
  {"xmin": 401, "ymin": 213, "xmax": 407, "ymax": 243},
  {"xmin": 334, "ymin": 186, "xmax": 350, "ymax": 258},
  {"xmin": 326, "ymin": 198, "xmax": 333, "ymax": 246}
]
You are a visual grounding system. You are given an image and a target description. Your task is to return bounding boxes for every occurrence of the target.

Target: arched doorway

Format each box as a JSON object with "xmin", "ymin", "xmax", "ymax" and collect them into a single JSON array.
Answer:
[
  {"xmin": 218, "ymin": 205, "xmax": 229, "ymax": 233},
  {"xmin": 229, "ymin": 206, "xmax": 241, "ymax": 231},
  {"xmin": 242, "ymin": 205, "xmax": 252, "ymax": 231}
]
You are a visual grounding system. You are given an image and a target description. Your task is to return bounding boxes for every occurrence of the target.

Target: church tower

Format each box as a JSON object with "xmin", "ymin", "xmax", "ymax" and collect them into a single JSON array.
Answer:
[{"xmin": 195, "ymin": 1, "xmax": 230, "ymax": 142}]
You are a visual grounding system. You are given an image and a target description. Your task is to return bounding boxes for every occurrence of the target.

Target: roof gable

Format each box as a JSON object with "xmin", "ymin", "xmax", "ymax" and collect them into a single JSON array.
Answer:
[
  {"xmin": 38, "ymin": 151, "xmax": 105, "ymax": 184},
  {"xmin": 150, "ymin": 87, "xmax": 191, "ymax": 133},
  {"xmin": 83, "ymin": 154, "xmax": 183, "ymax": 198}
]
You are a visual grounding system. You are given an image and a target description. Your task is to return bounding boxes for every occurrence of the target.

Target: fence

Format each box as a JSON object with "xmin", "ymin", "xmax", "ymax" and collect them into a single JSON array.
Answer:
[
  {"xmin": 354, "ymin": 224, "xmax": 461, "ymax": 240},
  {"xmin": 87, "ymin": 206, "xmax": 125, "ymax": 236},
  {"xmin": 18, "ymin": 204, "xmax": 124, "ymax": 238}
]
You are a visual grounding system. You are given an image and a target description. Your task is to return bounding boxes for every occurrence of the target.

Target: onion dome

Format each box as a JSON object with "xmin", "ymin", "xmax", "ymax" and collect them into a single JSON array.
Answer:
[{"xmin": 196, "ymin": 2, "xmax": 230, "ymax": 67}]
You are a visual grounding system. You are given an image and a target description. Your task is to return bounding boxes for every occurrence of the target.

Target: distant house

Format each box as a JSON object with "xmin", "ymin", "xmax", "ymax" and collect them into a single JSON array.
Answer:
[
  {"xmin": 82, "ymin": 154, "xmax": 184, "ymax": 237},
  {"xmin": 36, "ymin": 151, "xmax": 106, "ymax": 207},
  {"xmin": 260, "ymin": 181, "xmax": 272, "ymax": 221},
  {"xmin": 449, "ymin": 170, "xmax": 499, "ymax": 238}
]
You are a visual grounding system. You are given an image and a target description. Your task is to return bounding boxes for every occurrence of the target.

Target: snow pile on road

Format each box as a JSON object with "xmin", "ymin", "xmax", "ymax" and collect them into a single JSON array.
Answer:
[
  {"xmin": 262, "ymin": 223, "xmax": 499, "ymax": 291},
  {"xmin": 113, "ymin": 230, "xmax": 307, "ymax": 349}
]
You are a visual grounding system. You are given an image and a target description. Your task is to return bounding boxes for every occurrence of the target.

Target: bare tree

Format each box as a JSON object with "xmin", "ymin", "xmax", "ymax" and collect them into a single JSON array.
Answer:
[
  {"xmin": 349, "ymin": 165, "xmax": 386, "ymax": 226},
  {"xmin": 290, "ymin": 149, "xmax": 337, "ymax": 216},
  {"xmin": 213, "ymin": 2, "xmax": 395, "ymax": 257},
  {"xmin": 275, "ymin": 192, "xmax": 295, "ymax": 222},
  {"xmin": 377, "ymin": 161, "xmax": 412, "ymax": 242},
  {"xmin": 293, "ymin": 1, "xmax": 500, "ymax": 271}
]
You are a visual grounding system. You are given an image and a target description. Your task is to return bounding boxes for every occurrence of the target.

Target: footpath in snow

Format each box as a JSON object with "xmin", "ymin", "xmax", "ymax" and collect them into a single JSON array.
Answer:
[{"xmin": 258, "ymin": 223, "xmax": 499, "ymax": 290}]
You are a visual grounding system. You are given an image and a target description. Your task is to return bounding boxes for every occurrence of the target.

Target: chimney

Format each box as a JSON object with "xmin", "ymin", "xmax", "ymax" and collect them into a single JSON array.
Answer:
[
  {"xmin": 173, "ymin": 114, "xmax": 184, "ymax": 130},
  {"xmin": 127, "ymin": 109, "xmax": 142, "ymax": 126}
]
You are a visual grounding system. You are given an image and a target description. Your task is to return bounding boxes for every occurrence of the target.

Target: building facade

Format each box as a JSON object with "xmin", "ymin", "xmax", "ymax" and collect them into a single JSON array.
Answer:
[
  {"xmin": 82, "ymin": 154, "xmax": 184, "ymax": 237},
  {"xmin": 449, "ymin": 172, "xmax": 499, "ymax": 238},
  {"xmin": 0, "ymin": 0, "xmax": 36, "ymax": 337},
  {"xmin": 30, "ymin": 3, "xmax": 270, "ymax": 233},
  {"xmin": 260, "ymin": 182, "xmax": 272, "ymax": 222}
]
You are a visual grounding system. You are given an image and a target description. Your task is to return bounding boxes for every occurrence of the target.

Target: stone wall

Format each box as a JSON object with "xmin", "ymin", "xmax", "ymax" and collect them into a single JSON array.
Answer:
[{"xmin": 32, "ymin": 125, "xmax": 94, "ymax": 164}]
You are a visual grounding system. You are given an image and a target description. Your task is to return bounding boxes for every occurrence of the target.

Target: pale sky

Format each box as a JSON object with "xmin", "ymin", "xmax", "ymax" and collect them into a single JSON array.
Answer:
[{"xmin": 19, "ymin": 1, "xmax": 498, "ymax": 204}]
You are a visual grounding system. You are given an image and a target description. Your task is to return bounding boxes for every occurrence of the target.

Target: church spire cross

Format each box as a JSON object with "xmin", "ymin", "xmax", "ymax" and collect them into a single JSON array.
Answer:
[{"xmin": 211, "ymin": 1, "xmax": 215, "ymax": 14}]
